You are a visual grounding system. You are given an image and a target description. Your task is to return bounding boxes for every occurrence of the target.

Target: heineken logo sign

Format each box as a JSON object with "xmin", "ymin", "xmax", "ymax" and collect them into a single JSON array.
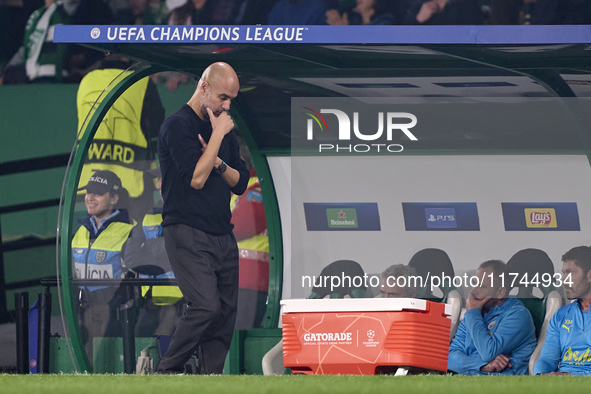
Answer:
[{"xmin": 327, "ymin": 208, "xmax": 358, "ymax": 228}]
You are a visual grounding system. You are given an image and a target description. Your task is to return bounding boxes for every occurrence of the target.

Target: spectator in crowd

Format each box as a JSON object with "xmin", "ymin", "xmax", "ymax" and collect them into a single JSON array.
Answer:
[
  {"xmin": 404, "ymin": 0, "xmax": 484, "ymax": 25},
  {"xmin": 66, "ymin": 1, "xmax": 114, "ymax": 83},
  {"xmin": 3, "ymin": 0, "xmax": 71, "ymax": 84},
  {"xmin": 326, "ymin": 0, "xmax": 395, "ymax": 25},
  {"xmin": 160, "ymin": 0, "xmax": 213, "ymax": 91},
  {"xmin": 486, "ymin": 0, "xmax": 523, "ymax": 25},
  {"xmin": 378, "ymin": 264, "xmax": 419, "ymax": 298},
  {"xmin": 534, "ymin": 246, "xmax": 591, "ymax": 375},
  {"xmin": 73, "ymin": 170, "xmax": 134, "ymax": 362},
  {"xmin": 115, "ymin": 0, "xmax": 169, "ymax": 25},
  {"xmin": 168, "ymin": 0, "xmax": 213, "ymax": 24},
  {"xmin": 268, "ymin": 0, "xmax": 329, "ymax": 25},
  {"xmin": 3, "ymin": 0, "xmax": 72, "ymax": 83},
  {"xmin": 531, "ymin": 0, "xmax": 591, "ymax": 25},
  {"xmin": 2, "ymin": 0, "xmax": 111, "ymax": 84},
  {"xmin": 448, "ymin": 260, "xmax": 537, "ymax": 375},
  {"xmin": 210, "ymin": 0, "xmax": 277, "ymax": 24}
]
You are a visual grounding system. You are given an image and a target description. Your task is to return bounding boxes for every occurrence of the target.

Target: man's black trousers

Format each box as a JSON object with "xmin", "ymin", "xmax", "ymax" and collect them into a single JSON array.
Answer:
[{"xmin": 156, "ymin": 223, "xmax": 239, "ymax": 374}]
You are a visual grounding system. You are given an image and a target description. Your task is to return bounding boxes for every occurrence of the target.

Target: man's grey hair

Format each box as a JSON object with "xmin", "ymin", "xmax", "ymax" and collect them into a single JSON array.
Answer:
[{"xmin": 380, "ymin": 264, "xmax": 419, "ymax": 295}]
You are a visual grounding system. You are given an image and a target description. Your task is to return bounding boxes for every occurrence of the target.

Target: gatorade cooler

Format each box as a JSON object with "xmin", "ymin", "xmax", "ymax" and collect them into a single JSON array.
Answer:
[{"xmin": 281, "ymin": 298, "xmax": 451, "ymax": 375}]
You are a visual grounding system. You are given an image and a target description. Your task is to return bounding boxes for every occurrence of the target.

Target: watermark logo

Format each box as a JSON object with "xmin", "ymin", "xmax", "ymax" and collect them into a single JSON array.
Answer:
[
  {"xmin": 525, "ymin": 208, "xmax": 557, "ymax": 228},
  {"xmin": 305, "ymin": 108, "xmax": 417, "ymax": 142},
  {"xmin": 304, "ymin": 108, "xmax": 328, "ymax": 137},
  {"xmin": 327, "ymin": 208, "xmax": 358, "ymax": 229},
  {"xmin": 300, "ymin": 105, "xmax": 418, "ymax": 154},
  {"xmin": 91, "ymin": 27, "xmax": 101, "ymax": 39}
]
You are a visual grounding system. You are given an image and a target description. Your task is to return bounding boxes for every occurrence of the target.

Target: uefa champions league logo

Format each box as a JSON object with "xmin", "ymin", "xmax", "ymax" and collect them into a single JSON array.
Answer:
[{"xmin": 367, "ymin": 330, "xmax": 375, "ymax": 340}]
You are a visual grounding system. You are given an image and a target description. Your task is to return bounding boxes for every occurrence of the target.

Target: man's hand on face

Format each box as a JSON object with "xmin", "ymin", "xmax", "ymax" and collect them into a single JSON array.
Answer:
[
  {"xmin": 466, "ymin": 289, "xmax": 491, "ymax": 311},
  {"xmin": 480, "ymin": 354, "xmax": 511, "ymax": 373},
  {"xmin": 208, "ymin": 107, "xmax": 234, "ymax": 136}
]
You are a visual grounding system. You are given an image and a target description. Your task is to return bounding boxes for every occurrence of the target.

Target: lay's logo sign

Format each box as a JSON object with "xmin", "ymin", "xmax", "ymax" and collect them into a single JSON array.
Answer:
[{"xmin": 525, "ymin": 208, "xmax": 557, "ymax": 228}]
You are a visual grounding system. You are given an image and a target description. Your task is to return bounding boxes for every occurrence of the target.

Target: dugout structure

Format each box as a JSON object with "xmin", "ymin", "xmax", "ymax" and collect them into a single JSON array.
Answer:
[{"xmin": 53, "ymin": 25, "xmax": 591, "ymax": 373}]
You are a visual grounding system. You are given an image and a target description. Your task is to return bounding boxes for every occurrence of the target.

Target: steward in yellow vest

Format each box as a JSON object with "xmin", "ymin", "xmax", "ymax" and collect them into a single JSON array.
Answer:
[
  {"xmin": 76, "ymin": 58, "xmax": 165, "ymax": 220},
  {"xmin": 74, "ymin": 170, "xmax": 134, "ymax": 360}
]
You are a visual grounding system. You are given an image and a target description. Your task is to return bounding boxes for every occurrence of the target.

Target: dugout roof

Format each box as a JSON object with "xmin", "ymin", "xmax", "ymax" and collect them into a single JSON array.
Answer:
[{"xmin": 56, "ymin": 25, "xmax": 591, "ymax": 151}]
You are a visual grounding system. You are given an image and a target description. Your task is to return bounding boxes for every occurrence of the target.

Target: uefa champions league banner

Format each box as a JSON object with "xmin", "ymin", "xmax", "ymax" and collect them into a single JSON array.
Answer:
[{"xmin": 53, "ymin": 25, "xmax": 591, "ymax": 45}]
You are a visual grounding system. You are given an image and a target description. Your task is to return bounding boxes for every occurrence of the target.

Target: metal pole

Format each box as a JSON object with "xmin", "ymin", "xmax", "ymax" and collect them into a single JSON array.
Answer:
[
  {"xmin": 0, "ymin": 220, "xmax": 8, "ymax": 323},
  {"xmin": 121, "ymin": 284, "xmax": 136, "ymax": 374},
  {"xmin": 37, "ymin": 289, "xmax": 52, "ymax": 373},
  {"xmin": 15, "ymin": 292, "xmax": 29, "ymax": 374}
]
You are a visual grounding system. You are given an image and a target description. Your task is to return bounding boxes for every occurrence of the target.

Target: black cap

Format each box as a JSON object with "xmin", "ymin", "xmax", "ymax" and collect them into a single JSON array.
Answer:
[{"xmin": 78, "ymin": 170, "xmax": 122, "ymax": 195}]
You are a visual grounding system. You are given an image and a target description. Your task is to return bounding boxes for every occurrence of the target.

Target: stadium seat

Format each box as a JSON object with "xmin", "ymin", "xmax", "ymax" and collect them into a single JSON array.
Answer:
[
  {"xmin": 308, "ymin": 259, "xmax": 367, "ymax": 299},
  {"xmin": 506, "ymin": 248, "xmax": 564, "ymax": 375},
  {"xmin": 408, "ymin": 248, "xmax": 462, "ymax": 340}
]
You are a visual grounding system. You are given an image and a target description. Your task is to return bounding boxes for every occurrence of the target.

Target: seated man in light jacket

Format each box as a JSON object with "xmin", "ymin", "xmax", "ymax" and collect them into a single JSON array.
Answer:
[
  {"xmin": 534, "ymin": 246, "xmax": 591, "ymax": 375},
  {"xmin": 449, "ymin": 260, "xmax": 537, "ymax": 375}
]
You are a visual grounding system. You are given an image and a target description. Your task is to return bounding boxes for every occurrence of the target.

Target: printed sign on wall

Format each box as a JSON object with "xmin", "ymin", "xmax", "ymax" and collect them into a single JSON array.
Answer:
[
  {"xmin": 402, "ymin": 203, "xmax": 480, "ymax": 231},
  {"xmin": 502, "ymin": 203, "xmax": 580, "ymax": 231},
  {"xmin": 304, "ymin": 203, "xmax": 381, "ymax": 231}
]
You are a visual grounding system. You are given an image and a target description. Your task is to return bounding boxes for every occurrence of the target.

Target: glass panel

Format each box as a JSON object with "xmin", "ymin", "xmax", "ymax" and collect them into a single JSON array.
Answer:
[
  {"xmin": 58, "ymin": 60, "xmax": 191, "ymax": 372},
  {"xmin": 289, "ymin": 96, "xmax": 591, "ymax": 303},
  {"xmin": 231, "ymin": 136, "xmax": 270, "ymax": 329}
]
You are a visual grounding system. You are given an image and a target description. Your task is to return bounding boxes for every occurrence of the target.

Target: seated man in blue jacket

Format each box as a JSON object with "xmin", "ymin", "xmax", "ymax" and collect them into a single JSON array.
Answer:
[
  {"xmin": 448, "ymin": 260, "xmax": 537, "ymax": 375},
  {"xmin": 534, "ymin": 246, "xmax": 591, "ymax": 375}
]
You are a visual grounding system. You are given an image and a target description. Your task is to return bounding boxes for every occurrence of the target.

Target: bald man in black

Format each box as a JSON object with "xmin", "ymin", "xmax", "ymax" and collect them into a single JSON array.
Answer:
[{"xmin": 157, "ymin": 62, "xmax": 249, "ymax": 374}]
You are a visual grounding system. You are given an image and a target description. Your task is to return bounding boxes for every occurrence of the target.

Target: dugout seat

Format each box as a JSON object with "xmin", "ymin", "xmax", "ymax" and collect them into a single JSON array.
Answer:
[
  {"xmin": 408, "ymin": 248, "xmax": 462, "ymax": 340},
  {"xmin": 506, "ymin": 248, "xmax": 563, "ymax": 375},
  {"xmin": 308, "ymin": 259, "xmax": 367, "ymax": 299}
]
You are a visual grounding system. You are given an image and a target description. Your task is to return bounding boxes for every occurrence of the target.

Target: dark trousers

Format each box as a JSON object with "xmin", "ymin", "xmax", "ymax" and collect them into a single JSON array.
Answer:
[{"xmin": 156, "ymin": 224, "xmax": 239, "ymax": 374}]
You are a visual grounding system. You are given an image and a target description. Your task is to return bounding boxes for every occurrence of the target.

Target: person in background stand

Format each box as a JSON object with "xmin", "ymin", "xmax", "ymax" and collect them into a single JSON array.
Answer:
[
  {"xmin": 377, "ymin": 264, "xmax": 419, "ymax": 298},
  {"xmin": 231, "ymin": 137, "xmax": 269, "ymax": 329},
  {"xmin": 124, "ymin": 168, "xmax": 184, "ymax": 340},
  {"xmin": 326, "ymin": 0, "xmax": 395, "ymax": 25}
]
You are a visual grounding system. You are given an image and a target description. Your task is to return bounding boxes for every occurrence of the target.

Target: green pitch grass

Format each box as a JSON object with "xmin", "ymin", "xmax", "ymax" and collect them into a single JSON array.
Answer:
[{"xmin": 0, "ymin": 374, "xmax": 589, "ymax": 394}]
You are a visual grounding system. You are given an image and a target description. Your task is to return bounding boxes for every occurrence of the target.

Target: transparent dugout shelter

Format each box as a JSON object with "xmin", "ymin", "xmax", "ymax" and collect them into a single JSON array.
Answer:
[{"xmin": 54, "ymin": 26, "xmax": 591, "ymax": 373}]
